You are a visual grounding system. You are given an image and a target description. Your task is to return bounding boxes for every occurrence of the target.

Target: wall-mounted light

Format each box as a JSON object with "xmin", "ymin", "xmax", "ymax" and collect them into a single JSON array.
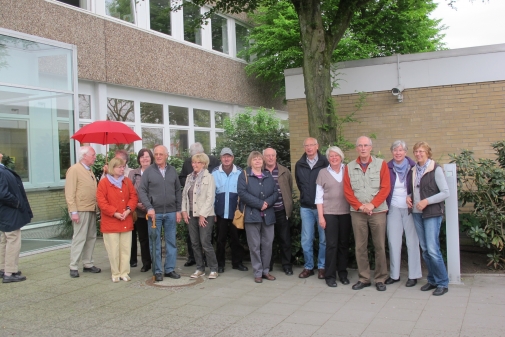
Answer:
[{"xmin": 391, "ymin": 84, "xmax": 404, "ymax": 103}]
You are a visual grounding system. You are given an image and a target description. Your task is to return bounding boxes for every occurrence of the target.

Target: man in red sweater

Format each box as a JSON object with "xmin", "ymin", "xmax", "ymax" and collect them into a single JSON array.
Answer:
[{"xmin": 344, "ymin": 136, "xmax": 390, "ymax": 291}]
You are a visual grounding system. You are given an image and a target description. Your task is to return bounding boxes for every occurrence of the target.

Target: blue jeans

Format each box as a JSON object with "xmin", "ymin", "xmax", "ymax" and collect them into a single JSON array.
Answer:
[
  {"xmin": 412, "ymin": 214, "xmax": 449, "ymax": 287},
  {"xmin": 148, "ymin": 212, "xmax": 177, "ymax": 275},
  {"xmin": 300, "ymin": 207, "xmax": 326, "ymax": 269}
]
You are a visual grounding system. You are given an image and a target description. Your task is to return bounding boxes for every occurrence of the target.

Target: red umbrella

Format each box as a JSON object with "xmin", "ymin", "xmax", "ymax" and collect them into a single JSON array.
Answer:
[{"xmin": 71, "ymin": 120, "xmax": 141, "ymax": 145}]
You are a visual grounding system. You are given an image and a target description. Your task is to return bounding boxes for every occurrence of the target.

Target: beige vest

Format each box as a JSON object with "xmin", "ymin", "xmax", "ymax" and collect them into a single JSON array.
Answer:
[{"xmin": 347, "ymin": 157, "xmax": 388, "ymax": 213}]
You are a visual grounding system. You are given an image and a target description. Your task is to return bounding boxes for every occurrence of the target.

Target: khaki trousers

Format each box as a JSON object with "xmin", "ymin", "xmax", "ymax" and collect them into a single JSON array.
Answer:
[
  {"xmin": 0, "ymin": 230, "xmax": 21, "ymax": 273},
  {"xmin": 103, "ymin": 232, "xmax": 132, "ymax": 278},
  {"xmin": 350, "ymin": 212, "xmax": 388, "ymax": 283},
  {"xmin": 69, "ymin": 211, "xmax": 97, "ymax": 270}
]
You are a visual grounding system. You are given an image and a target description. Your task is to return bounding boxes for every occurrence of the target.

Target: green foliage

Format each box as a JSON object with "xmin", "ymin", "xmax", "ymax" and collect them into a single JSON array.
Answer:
[
  {"xmin": 450, "ymin": 141, "xmax": 505, "ymax": 269},
  {"xmin": 1, "ymin": 154, "xmax": 15, "ymax": 170},
  {"xmin": 216, "ymin": 107, "xmax": 290, "ymax": 170},
  {"xmin": 56, "ymin": 207, "xmax": 101, "ymax": 239}
]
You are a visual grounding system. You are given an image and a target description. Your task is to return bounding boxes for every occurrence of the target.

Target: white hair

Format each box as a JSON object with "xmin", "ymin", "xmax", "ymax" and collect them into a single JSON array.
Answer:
[
  {"xmin": 78, "ymin": 146, "xmax": 93, "ymax": 161},
  {"xmin": 262, "ymin": 147, "xmax": 277, "ymax": 155},
  {"xmin": 356, "ymin": 136, "xmax": 372, "ymax": 146},
  {"xmin": 189, "ymin": 142, "xmax": 205, "ymax": 156},
  {"xmin": 390, "ymin": 140, "xmax": 407, "ymax": 152},
  {"xmin": 326, "ymin": 146, "xmax": 345, "ymax": 161}
]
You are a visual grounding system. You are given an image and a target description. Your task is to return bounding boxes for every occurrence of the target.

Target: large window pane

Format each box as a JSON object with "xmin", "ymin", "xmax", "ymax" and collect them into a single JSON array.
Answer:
[
  {"xmin": 58, "ymin": 122, "xmax": 71, "ymax": 179},
  {"xmin": 142, "ymin": 127, "xmax": 163, "ymax": 150},
  {"xmin": 141, "ymin": 102, "xmax": 163, "ymax": 124},
  {"xmin": 235, "ymin": 24, "xmax": 250, "ymax": 61},
  {"xmin": 170, "ymin": 129, "xmax": 188, "ymax": 156},
  {"xmin": 211, "ymin": 14, "xmax": 228, "ymax": 54},
  {"xmin": 169, "ymin": 106, "xmax": 189, "ymax": 126},
  {"xmin": 195, "ymin": 131, "xmax": 210, "ymax": 153},
  {"xmin": 0, "ymin": 34, "xmax": 73, "ymax": 91},
  {"xmin": 183, "ymin": 1, "xmax": 202, "ymax": 45},
  {"xmin": 214, "ymin": 111, "xmax": 229, "ymax": 128},
  {"xmin": 57, "ymin": 0, "xmax": 89, "ymax": 10},
  {"xmin": 79, "ymin": 94, "xmax": 91, "ymax": 119},
  {"xmin": 107, "ymin": 98, "xmax": 135, "ymax": 122},
  {"xmin": 194, "ymin": 109, "xmax": 210, "ymax": 127},
  {"xmin": 105, "ymin": 0, "xmax": 135, "ymax": 23},
  {"xmin": 150, "ymin": 0, "xmax": 171, "ymax": 35},
  {"xmin": 0, "ymin": 119, "xmax": 29, "ymax": 181}
]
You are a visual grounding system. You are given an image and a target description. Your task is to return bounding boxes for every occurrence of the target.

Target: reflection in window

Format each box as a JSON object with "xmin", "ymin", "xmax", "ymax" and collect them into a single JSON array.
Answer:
[
  {"xmin": 109, "ymin": 125, "xmax": 135, "ymax": 153},
  {"xmin": 150, "ymin": 0, "xmax": 171, "ymax": 35},
  {"xmin": 216, "ymin": 131, "xmax": 224, "ymax": 149},
  {"xmin": 183, "ymin": 1, "xmax": 202, "ymax": 45},
  {"xmin": 79, "ymin": 94, "xmax": 91, "ymax": 119},
  {"xmin": 211, "ymin": 14, "xmax": 228, "ymax": 54},
  {"xmin": 169, "ymin": 106, "xmax": 189, "ymax": 126},
  {"xmin": 107, "ymin": 98, "xmax": 135, "ymax": 122},
  {"xmin": 214, "ymin": 111, "xmax": 229, "ymax": 128},
  {"xmin": 142, "ymin": 127, "xmax": 163, "ymax": 150},
  {"xmin": 0, "ymin": 119, "xmax": 29, "ymax": 181},
  {"xmin": 195, "ymin": 131, "xmax": 210, "ymax": 153},
  {"xmin": 141, "ymin": 102, "xmax": 163, "ymax": 124},
  {"xmin": 235, "ymin": 23, "xmax": 250, "ymax": 61},
  {"xmin": 57, "ymin": 0, "xmax": 89, "ymax": 9},
  {"xmin": 170, "ymin": 129, "xmax": 188, "ymax": 156},
  {"xmin": 57, "ymin": 96, "xmax": 72, "ymax": 118},
  {"xmin": 194, "ymin": 109, "xmax": 210, "ymax": 127},
  {"xmin": 105, "ymin": 0, "xmax": 135, "ymax": 23},
  {"xmin": 58, "ymin": 122, "xmax": 71, "ymax": 179}
]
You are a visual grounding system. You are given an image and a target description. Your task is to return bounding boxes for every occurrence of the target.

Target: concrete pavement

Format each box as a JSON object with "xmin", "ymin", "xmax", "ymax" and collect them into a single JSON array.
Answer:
[{"xmin": 1, "ymin": 239, "xmax": 505, "ymax": 336}]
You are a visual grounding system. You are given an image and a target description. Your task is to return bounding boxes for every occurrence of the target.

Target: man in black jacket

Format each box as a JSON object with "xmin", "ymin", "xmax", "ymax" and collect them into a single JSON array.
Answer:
[{"xmin": 295, "ymin": 138, "xmax": 329, "ymax": 279}]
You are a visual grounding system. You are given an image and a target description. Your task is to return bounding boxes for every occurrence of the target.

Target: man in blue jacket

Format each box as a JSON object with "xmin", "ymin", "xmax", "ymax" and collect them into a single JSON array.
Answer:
[
  {"xmin": 0, "ymin": 152, "xmax": 33, "ymax": 283},
  {"xmin": 212, "ymin": 148, "xmax": 248, "ymax": 273}
]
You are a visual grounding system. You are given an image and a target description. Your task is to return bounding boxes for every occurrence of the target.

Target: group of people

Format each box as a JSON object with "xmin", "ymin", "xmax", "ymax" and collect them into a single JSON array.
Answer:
[{"xmin": 1, "ymin": 135, "xmax": 450, "ymax": 297}]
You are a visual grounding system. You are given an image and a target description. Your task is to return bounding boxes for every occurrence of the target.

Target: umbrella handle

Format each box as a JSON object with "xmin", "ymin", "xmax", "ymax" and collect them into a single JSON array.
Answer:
[{"xmin": 146, "ymin": 214, "xmax": 156, "ymax": 228}]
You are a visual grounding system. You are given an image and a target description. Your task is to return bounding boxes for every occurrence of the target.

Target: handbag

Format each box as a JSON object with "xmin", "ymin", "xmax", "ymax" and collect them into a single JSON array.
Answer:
[{"xmin": 232, "ymin": 171, "xmax": 248, "ymax": 229}]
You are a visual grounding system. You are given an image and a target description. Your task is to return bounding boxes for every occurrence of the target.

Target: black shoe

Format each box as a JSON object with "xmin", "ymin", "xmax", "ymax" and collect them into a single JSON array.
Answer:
[
  {"xmin": 184, "ymin": 259, "xmax": 196, "ymax": 267},
  {"xmin": 339, "ymin": 277, "xmax": 350, "ymax": 285},
  {"xmin": 164, "ymin": 271, "xmax": 181, "ymax": 279},
  {"xmin": 218, "ymin": 267, "xmax": 225, "ymax": 273},
  {"xmin": 420, "ymin": 283, "xmax": 437, "ymax": 291},
  {"xmin": 385, "ymin": 277, "xmax": 400, "ymax": 285},
  {"xmin": 3, "ymin": 274, "xmax": 27, "ymax": 283},
  {"xmin": 0, "ymin": 270, "xmax": 21, "ymax": 278},
  {"xmin": 140, "ymin": 266, "xmax": 151, "ymax": 272},
  {"xmin": 130, "ymin": 262, "xmax": 137, "ymax": 268},
  {"xmin": 326, "ymin": 279, "xmax": 337, "ymax": 287},
  {"xmin": 233, "ymin": 264, "xmax": 248, "ymax": 271},
  {"xmin": 83, "ymin": 266, "xmax": 101, "ymax": 273},
  {"xmin": 352, "ymin": 281, "xmax": 371, "ymax": 290},
  {"xmin": 376, "ymin": 282, "xmax": 387, "ymax": 291},
  {"xmin": 155, "ymin": 273, "xmax": 163, "ymax": 282},
  {"xmin": 283, "ymin": 267, "xmax": 293, "ymax": 276},
  {"xmin": 406, "ymin": 279, "xmax": 417, "ymax": 287},
  {"xmin": 433, "ymin": 286, "xmax": 448, "ymax": 296},
  {"xmin": 70, "ymin": 270, "xmax": 79, "ymax": 278}
]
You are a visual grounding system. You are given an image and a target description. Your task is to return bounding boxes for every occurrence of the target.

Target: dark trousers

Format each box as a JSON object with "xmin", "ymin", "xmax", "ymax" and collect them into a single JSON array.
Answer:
[
  {"xmin": 185, "ymin": 228, "xmax": 195, "ymax": 261},
  {"xmin": 269, "ymin": 209, "xmax": 292, "ymax": 269},
  {"xmin": 130, "ymin": 216, "xmax": 152, "ymax": 268},
  {"xmin": 324, "ymin": 214, "xmax": 352, "ymax": 281},
  {"xmin": 216, "ymin": 216, "xmax": 244, "ymax": 268}
]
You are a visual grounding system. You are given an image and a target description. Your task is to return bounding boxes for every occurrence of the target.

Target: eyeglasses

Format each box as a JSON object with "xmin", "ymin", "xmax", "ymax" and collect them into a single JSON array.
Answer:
[
  {"xmin": 304, "ymin": 144, "xmax": 317, "ymax": 148},
  {"xmin": 414, "ymin": 150, "xmax": 426, "ymax": 154},
  {"xmin": 264, "ymin": 154, "xmax": 276, "ymax": 157},
  {"xmin": 192, "ymin": 161, "xmax": 203, "ymax": 164},
  {"xmin": 116, "ymin": 166, "xmax": 125, "ymax": 169},
  {"xmin": 357, "ymin": 144, "xmax": 371, "ymax": 148}
]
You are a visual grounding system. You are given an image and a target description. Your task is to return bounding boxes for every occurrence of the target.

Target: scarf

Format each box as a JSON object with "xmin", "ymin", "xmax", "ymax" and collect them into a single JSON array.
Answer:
[
  {"xmin": 393, "ymin": 158, "xmax": 410, "ymax": 185},
  {"xmin": 107, "ymin": 174, "xmax": 124, "ymax": 189},
  {"xmin": 186, "ymin": 169, "xmax": 205, "ymax": 196},
  {"xmin": 415, "ymin": 159, "xmax": 431, "ymax": 187}
]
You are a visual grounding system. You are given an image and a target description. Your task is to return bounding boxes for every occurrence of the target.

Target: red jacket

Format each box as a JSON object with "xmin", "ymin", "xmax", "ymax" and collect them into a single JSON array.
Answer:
[{"xmin": 97, "ymin": 176, "xmax": 138, "ymax": 233}]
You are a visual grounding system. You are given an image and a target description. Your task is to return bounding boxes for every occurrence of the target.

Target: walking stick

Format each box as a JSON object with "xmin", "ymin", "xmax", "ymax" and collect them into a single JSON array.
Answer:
[{"xmin": 147, "ymin": 214, "xmax": 157, "ymax": 281}]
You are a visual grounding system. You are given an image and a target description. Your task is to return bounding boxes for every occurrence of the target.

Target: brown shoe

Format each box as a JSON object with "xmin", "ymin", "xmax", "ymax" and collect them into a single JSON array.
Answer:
[
  {"xmin": 262, "ymin": 273, "xmax": 276, "ymax": 281},
  {"xmin": 299, "ymin": 268, "xmax": 314, "ymax": 278},
  {"xmin": 318, "ymin": 269, "xmax": 325, "ymax": 279},
  {"xmin": 254, "ymin": 277, "xmax": 263, "ymax": 283}
]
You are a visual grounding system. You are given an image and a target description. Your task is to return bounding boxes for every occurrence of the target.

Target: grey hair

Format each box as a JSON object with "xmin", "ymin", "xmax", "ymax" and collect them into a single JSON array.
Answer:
[
  {"xmin": 189, "ymin": 142, "xmax": 204, "ymax": 156},
  {"xmin": 153, "ymin": 144, "xmax": 168, "ymax": 154},
  {"xmin": 390, "ymin": 140, "xmax": 408, "ymax": 152},
  {"xmin": 114, "ymin": 149, "xmax": 128, "ymax": 161},
  {"xmin": 262, "ymin": 147, "xmax": 277, "ymax": 155},
  {"xmin": 303, "ymin": 137, "xmax": 318, "ymax": 146},
  {"xmin": 78, "ymin": 146, "xmax": 93, "ymax": 161},
  {"xmin": 356, "ymin": 136, "xmax": 372, "ymax": 146},
  {"xmin": 326, "ymin": 146, "xmax": 345, "ymax": 161}
]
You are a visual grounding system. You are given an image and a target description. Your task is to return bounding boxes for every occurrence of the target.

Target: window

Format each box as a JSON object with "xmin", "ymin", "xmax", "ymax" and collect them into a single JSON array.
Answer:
[
  {"xmin": 0, "ymin": 119, "xmax": 29, "ymax": 181},
  {"xmin": 235, "ymin": 23, "xmax": 250, "ymax": 61},
  {"xmin": 211, "ymin": 14, "xmax": 228, "ymax": 54},
  {"xmin": 183, "ymin": 1, "xmax": 202, "ymax": 45},
  {"xmin": 57, "ymin": 0, "xmax": 89, "ymax": 10},
  {"xmin": 150, "ymin": 0, "xmax": 171, "ymax": 35},
  {"xmin": 58, "ymin": 123, "xmax": 71, "ymax": 179},
  {"xmin": 195, "ymin": 131, "xmax": 210, "ymax": 153},
  {"xmin": 105, "ymin": 0, "xmax": 135, "ymax": 23},
  {"xmin": 194, "ymin": 109, "xmax": 210, "ymax": 127},
  {"xmin": 169, "ymin": 105, "xmax": 189, "ymax": 126},
  {"xmin": 107, "ymin": 98, "xmax": 135, "ymax": 122},
  {"xmin": 141, "ymin": 102, "xmax": 163, "ymax": 124},
  {"xmin": 170, "ymin": 129, "xmax": 188, "ymax": 156},
  {"xmin": 142, "ymin": 127, "xmax": 163, "ymax": 150},
  {"xmin": 79, "ymin": 94, "xmax": 91, "ymax": 119},
  {"xmin": 214, "ymin": 111, "xmax": 229, "ymax": 128}
]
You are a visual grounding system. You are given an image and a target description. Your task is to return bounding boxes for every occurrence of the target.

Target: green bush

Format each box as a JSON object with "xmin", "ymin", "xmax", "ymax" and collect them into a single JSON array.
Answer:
[{"xmin": 56, "ymin": 206, "xmax": 102, "ymax": 238}]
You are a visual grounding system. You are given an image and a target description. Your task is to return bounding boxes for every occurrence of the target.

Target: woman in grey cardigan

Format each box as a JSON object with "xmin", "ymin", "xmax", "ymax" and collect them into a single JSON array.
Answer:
[
  {"xmin": 315, "ymin": 146, "xmax": 352, "ymax": 287},
  {"xmin": 237, "ymin": 151, "xmax": 278, "ymax": 283}
]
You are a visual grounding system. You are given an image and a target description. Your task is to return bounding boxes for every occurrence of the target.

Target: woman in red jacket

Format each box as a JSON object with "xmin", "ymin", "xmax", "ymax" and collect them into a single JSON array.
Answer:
[{"xmin": 97, "ymin": 157, "xmax": 138, "ymax": 282}]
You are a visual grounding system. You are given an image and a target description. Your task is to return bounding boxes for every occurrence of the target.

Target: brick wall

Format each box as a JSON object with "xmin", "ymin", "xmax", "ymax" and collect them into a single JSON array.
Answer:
[{"xmin": 26, "ymin": 189, "xmax": 66, "ymax": 223}]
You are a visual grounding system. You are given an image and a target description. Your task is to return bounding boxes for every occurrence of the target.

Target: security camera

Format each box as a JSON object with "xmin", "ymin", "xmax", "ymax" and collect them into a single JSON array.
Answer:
[{"xmin": 391, "ymin": 85, "xmax": 404, "ymax": 96}]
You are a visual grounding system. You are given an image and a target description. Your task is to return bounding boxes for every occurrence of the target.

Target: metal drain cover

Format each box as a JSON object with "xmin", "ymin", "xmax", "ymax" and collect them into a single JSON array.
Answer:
[{"xmin": 144, "ymin": 273, "xmax": 206, "ymax": 288}]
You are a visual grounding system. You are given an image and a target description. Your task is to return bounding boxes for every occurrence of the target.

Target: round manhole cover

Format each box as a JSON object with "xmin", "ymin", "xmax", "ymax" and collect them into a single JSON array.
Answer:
[{"xmin": 144, "ymin": 272, "xmax": 206, "ymax": 288}]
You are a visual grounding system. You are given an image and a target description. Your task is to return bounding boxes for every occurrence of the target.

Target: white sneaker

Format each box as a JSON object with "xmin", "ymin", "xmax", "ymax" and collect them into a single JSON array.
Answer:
[
  {"xmin": 190, "ymin": 270, "xmax": 205, "ymax": 278},
  {"xmin": 121, "ymin": 275, "xmax": 131, "ymax": 282},
  {"xmin": 112, "ymin": 277, "xmax": 120, "ymax": 283},
  {"xmin": 208, "ymin": 272, "xmax": 218, "ymax": 279}
]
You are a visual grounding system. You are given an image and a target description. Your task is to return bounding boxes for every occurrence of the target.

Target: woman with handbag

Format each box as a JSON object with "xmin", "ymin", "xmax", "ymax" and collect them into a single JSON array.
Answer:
[
  {"xmin": 181, "ymin": 153, "xmax": 219, "ymax": 279},
  {"xmin": 128, "ymin": 148, "xmax": 154, "ymax": 272},
  {"xmin": 237, "ymin": 151, "xmax": 278, "ymax": 283}
]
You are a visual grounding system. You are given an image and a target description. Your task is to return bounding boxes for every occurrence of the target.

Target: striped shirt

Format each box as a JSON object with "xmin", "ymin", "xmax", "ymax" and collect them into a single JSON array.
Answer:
[{"xmin": 271, "ymin": 166, "xmax": 284, "ymax": 211}]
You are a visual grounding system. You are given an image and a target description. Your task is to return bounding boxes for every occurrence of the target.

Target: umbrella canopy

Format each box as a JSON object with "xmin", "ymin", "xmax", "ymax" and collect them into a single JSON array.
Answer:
[{"xmin": 71, "ymin": 120, "xmax": 141, "ymax": 145}]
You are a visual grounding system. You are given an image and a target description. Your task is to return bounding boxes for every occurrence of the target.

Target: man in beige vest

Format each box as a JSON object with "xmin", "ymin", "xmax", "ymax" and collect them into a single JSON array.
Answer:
[
  {"xmin": 343, "ymin": 136, "xmax": 390, "ymax": 291},
  {"xmin": 65, "ymin": 146, "xmax": 101, "ymax": 278}
]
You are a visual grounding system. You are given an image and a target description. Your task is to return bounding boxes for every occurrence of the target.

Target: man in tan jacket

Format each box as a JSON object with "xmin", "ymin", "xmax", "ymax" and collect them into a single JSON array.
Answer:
[{"xmin": 65, "ymin": 146, "xmax": 101, "ymax": 278}]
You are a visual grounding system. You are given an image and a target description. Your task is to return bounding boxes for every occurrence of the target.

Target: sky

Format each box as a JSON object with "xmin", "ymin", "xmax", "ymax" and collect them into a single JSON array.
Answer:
[{"xmin": 430, "ymin": 0, "xmax": 505, "ymax": 49}]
